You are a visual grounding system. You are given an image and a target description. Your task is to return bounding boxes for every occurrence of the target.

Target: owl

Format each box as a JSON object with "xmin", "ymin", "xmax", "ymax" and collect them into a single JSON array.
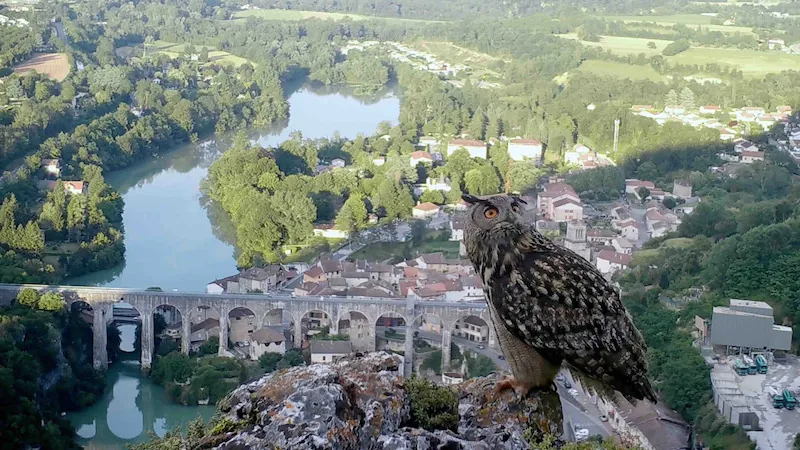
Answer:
[{"xmin": 461, "ymin": 193, "xmax": 657, "ymax": 404}]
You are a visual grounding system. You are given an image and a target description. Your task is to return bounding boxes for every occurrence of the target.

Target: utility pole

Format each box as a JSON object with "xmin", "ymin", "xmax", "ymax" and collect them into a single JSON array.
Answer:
[{"xmin": 613, "ymin": 119, "xmax": 621, "ymax": 154}]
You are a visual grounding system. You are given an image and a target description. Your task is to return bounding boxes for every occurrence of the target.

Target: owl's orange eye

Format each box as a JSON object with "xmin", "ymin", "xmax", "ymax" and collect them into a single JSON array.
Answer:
[{"xmin": 484, "ymin": 207, "xmax": 498, "ymax": 219}]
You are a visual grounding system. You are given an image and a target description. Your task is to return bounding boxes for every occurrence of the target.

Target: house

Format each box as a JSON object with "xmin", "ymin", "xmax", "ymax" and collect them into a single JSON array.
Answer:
[
  {"xmin": 409, "ymin": 151, "xmax": 433, "ymax": 166},
  {"xmin": 415, "ymin": 252, "xmax": 448, "ymax": 272},
  {"xmin": 596, "ymin": 250, "xmax": 632, "ymax": 275},
  {"xmin": 507, "ymin": 139, "xmax": 543, "ymax": 162},
  {"xmin": 310, "ymin": 340, "xmax": 353, "ymax": 363},
  {"xmin": 664, "ymin": 105, "xmax": 685, "ymax": 115},
  {"xmin": 238, "ymin": 265, "xmax": 285, "ymax": 293},
  {"xmin": 330, "ymin": 158, "xmax": 346, "ymax": 168},
  {"xmin": 229, "ymin": 308, "xmax": 256, "ymax": 343},
  {"xmin": 313, "ymin": 224, "xmax": 350, "ymax": 239},
  {"xmin": 614, "ymin": 218, "xmax": 639, "ymax": 242},
  {"xmin": 41, "ymin": 159, "xmax": 61, "ymax": 177},
  {"xmin": 249, "ymin": 328, "xmax": 286, "ymax": 360},
  {"xmin": 631, "ymin": 105, "xmax": 654, "ymax": 112},
  {"xmin": 450, "ymin": 213, "xmax": 465, "ymax": 242},
  {"xmin": 648, "ymin": 188, "xmax": 667, "ymax": 201},
  {"xmin": 454, "ymin": 316, "xmax": 488, "ymax": 342},
  {"xmin": 768, "ymin": 38, "xmax": 785, "ymax": 50},
  {"xmin": 673, "ymin": 180, "xmax": 692, "ymax": 198},
  {"xmin": 612, "ymin": 237, "xmax": 635, "ymax": 254},
  {"xmin": 587, "ymin": 228, "xmax": 616, "ymax": 245},
  {"xmin": 537, "ymin": 182, "xmax": 583, "ymax": 222},
  {"xmin": 719, "ymin": 128, "xmax": 737, "ymax": 140},
  {"xmin": 206, "ymin": 274, "xmax": 239, "ymax": 294},
  {"xmin": 564, "ymin": 144, "xmax": 592, "ymax": 165},
  {"xmin": 43, "ymin": 180, "xmax": 87, "ymax": 195},
  {"xmin": 190, "ymin": 318, "xmax": 220, "ymax": 350},
  {"xmin": 412, "ymin": 202, "xmax": 440, "ymax": 218},
  {"xmin": 625, "ymin": 179, "xmax": 655, "ymax": 196},
  {"xmin": 418, "ymin": 136, "xmax": 439, "ymax": 150},
  {"xmin": 740, "ymin": 151, "xmax": 764, "ymax": 164},
  {"xmin": 416, "ymin": 177, "xmax": 451, "ymax": 194},
  {"xmin": 699, "ymin": 105, "xmax": 721, "ymax": 115},
  {"xmin": 303, "ymin": 266, "xmax": 326, "ymax": 283},
  {"xmin": 447, "ymin": 139, "xmax": 487, "ymax": 159}
]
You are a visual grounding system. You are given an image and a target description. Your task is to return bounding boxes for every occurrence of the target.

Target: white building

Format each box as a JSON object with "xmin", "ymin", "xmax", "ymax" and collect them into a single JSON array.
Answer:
[
  {"xmin": 249, "ymin": 328, "xmax": 286, "ymax": 360},
  {"xmin": 613, "ymin": 219, "xmax": 640, "ymax": 242},
  {"xmin": 596, "ymin": 249, "xmax": 632, "ymax": 275},
  {"xmin": 454, "ymin": 316, "xmax": 488, "ymax": 342},
  {"xmin": 418, "ymin": 136, "xmax": 439, "ymax": 150},
  {"xmin": 537, "ymin": 182, "xmax": 584, "ymax": 222},
  {"xmin": 612, "ymin": 237, "xmax": 634, "ymax": 254},
  {"xmin": 447, "ymin": 139, "xmax": 487, "ymax": 159},
  {"xmin": 740, "ymin": 151, "xmax": 765, "ymax": 164},
  {"xmin": 330, "ymin": 158, "xmax": 346, "ymax": 168},
  {"xmin": 507, "ymin": 138, "xmax": 543, "ymax": 162},
  {"xmin": 699, "ymin": 105, "xmax": 721, "ymax": 115},
  {"xmin": 42, "ymin": 159, "xmax": 61, "ymax": 177},
  {"xmin": 625, "ymin": 179, "xmax": 655, "ymax": 196},
  {"xmin": 310, "ymin": 340, "xmax": 353, "ymax": 363},
  {"xmin": 450, "ymin": 213, "xmax": 465, "ymax": 242},
  {"xmin": 412, "ymin": 202, "xmax": 440, "ymax": 218},
  {"xmin": 409, "ymin": 151, "xmax": 434, "ymax": 166},
  {"xmin": 313, "ymin": 224, "xmax": 350, "ymax": 239}
]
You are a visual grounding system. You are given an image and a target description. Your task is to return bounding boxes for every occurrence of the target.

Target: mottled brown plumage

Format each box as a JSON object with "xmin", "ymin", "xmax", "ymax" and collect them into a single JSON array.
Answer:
[{"xmin": 461, "ymin": 193, "xmax": 657, "ymax": 404}]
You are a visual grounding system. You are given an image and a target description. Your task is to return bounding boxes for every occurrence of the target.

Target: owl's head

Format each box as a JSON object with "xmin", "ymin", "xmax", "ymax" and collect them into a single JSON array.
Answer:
[{"xmin": 461, "ymin": 194, "xmax": 528, "ymax": 252}]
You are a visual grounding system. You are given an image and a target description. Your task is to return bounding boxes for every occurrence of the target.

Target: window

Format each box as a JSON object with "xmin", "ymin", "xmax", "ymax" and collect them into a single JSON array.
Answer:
[{"xmin": 322, "ymin": 355, "xmax": 326, "ymax": 361}]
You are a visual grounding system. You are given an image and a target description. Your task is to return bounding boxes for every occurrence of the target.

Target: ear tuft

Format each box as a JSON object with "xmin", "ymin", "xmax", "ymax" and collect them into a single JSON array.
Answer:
[{"xmin": 462, "ymin": 194, "xmax": 480, "ymax": 204}]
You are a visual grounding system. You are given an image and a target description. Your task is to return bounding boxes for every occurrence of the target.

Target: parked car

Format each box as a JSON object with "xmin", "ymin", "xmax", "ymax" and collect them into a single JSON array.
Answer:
[
  {"xmin": 555, "ymin": 374, "xmax": 566, "ymax": 383},
  {"xmin": 563, "ymin": 380, "xmax": 572, "ymax": 389},
  {"xmin": 498, "ymin": 355, "xmax": 505, "ymax": 360},
  {"xmin": 477, "ymin": 344, "xmax": 485, "ymax": 350},
  {"xmin": 568, "ymin": 389, "xmax": 579, "ymax": 397},
  {"xmin": 599, "ymin": 415, "xmax": 608, "ymax": 422}
]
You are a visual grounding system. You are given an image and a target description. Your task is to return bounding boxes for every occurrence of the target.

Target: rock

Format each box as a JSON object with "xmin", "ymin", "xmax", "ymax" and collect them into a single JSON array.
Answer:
[{"xmin": 202, "ymin": 352, "xmax": 563, "ymax": 450}]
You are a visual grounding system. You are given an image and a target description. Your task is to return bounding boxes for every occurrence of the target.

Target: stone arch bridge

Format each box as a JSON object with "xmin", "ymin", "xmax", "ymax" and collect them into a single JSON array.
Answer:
[{"xmin": 0, "ymin": 284, "xmax": 495, "ymax": 377}]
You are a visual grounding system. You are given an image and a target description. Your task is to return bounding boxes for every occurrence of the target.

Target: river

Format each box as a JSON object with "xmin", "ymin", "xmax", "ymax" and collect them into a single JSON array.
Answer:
[{"xmin": 66, "ymin": 82, "xmax": 400, "ymax": 447}]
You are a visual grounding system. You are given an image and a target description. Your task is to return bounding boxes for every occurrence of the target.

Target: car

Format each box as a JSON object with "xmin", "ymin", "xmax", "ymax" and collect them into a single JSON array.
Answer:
[
  {"xmin": 563, "ymin": 380, "xmax": 572, "ymax": 389},
  {"xmin": 555, "ymin": 374, "xmax": 566, "ymax": 383},
  {"xmin": 568, "ymin": 389, "xmax": 579, "ymax": 397},
  {"xmin": 599, "ymin": 415, "xmax": 608, "ymax": 422},
  {"xmin": 498, "ymin": 355, "xmax": 505, "ymax": 360},
  {"xmin": 477, "ymin": 345, "xmax": 485, "ymax": 350}
]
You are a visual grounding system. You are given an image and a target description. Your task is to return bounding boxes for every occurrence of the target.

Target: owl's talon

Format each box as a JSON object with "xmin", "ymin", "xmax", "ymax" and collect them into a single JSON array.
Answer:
[{"xmin": 494, "ymin": 376, "xmax": 535, "ymax": 397}]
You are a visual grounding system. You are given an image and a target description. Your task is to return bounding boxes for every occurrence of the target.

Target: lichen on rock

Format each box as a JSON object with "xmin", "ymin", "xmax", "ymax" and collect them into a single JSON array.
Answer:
[{"xmin": 200, "ymin": 352, "xmax": 563, "ymax": 450}]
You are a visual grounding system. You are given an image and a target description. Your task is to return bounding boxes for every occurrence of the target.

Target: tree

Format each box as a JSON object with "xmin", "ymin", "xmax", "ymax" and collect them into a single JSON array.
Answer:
[
  {"xmin": 506, "ymin": 162, "xmax": 542, "ymax": 193},
  {"xmin": 464, "ymin": 165, "xmax": 500, "ymax": 196},
  {"xmin": 419, "ymin": 190, "xmax": 445, "ymax": 204},
  {"xmin": 66, "ymin": 194, "xmax": 87, "ymax": 242},
  {"xmin": 259, "ymin": 353, "xmax": 283, "ymax": 372},
  {"xmin": 679, "ymin": 87, "xmax": 695, "ymax": 110},
  {"xmin": 465, "ymin": 351, "xmax": 497, "ymax": 378},
  {"xmin": 678, "ymin": 201, "xmax": 737, "ymax": 241},
  {"xmin": 335, "ymin": 195, "xmax": 367, "ymax": 232},
  {"xmin": 16, "ymin": 288, "xmax": 39, "ymax": 308},
  {"xmin": 404, "ymin": 376, "xmax": 458, "ymax": 432},
  {"xmin": 662, "ymin": 197, "xmax": 677, "ymax": 209},
  {"xmin": 276, "ymin": 349, "xmax": 304, "ymax": 369},
  {"xmin": 664, "ymin": 89, "xmax": 678, "ymax": 106},
  {"xmin": 647, "ymin": 41, "xmax": 657, "ymax": 49},
  {"xmin": 151, "ymin": 352, "xmax": 195, "ymax": 384},
  {"xmin": 198, "ymin": 336, "xmax": 219, "ymax": 356},
  {"xmin": 37, "ymin": 292, "xmax": 65, "ymax": 311},
  {"xmin": 636, "ymin": 186, "xmax": 650, "ymax": 203},
  {"xmin": 662, "ymin": 39, "xmax": 690, "ymax": 56}
]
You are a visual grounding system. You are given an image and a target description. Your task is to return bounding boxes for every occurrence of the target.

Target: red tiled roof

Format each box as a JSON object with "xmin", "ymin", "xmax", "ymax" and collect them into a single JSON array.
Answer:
[
  {"xmin": 626, "ymin": 179, "xmax": 655, "ymax": 189},
  {"xmin": 304, "ymin": 266, "xmax": 324, "ymax": 278},
  {"xmin": 414, "ymin": 202, "xmax": 440, "ymax": 211},
  {"xmin": 553, "ymin": 198, "xmax": 581, "ymax": 208},
  {"xmin": 741, "ymin": 151, "xmax": 764, "ymax": 158},
  {"xmin": 449, "ymin": 139, "xmax": 486, "ymax": 147},
  {"xmin": 597, "ymin": 249, "xmax": 632, "ymax": 266},
  {"xmin": 410, "ymin": 151, "xmax": 433, "ymax": 160}
]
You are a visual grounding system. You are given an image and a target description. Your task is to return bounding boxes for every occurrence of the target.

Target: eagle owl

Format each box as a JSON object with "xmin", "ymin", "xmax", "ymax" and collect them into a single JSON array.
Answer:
[{"xmin": 461, "ymin": 193, "xmax": 657, "ymax": 404}]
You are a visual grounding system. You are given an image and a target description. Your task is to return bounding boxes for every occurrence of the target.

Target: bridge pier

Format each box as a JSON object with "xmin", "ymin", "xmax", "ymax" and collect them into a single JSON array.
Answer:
[
  {"xmin": 367, "ymin": 324, "xmax": 376, "ymax": 352},
  {"xmin": 441, "ymin": 329, "xmax": 452, "ymax": 373},
  {"xmin": 182, "ymin": 316, "xmax": 191, "ymax": 354},
  {"xmin": 404, "ymin": 322, "xmax": 414, "ymax": 378},
  {"xmin": 218, "ymin": 307, "xmax": 229, "ymax": 357},
  {"xmin": 141, "ymin": 311, "xmax": 154, "ymax": 370},
  {"xmin": 488, "ymin": 324, "xmax": 498, "ymax": 351},
  {"xmin": 293, "ymin": 320, "xmax": 303, "ymax": 350},
  {"xmin": 92, "ymin": 305, "xmax": 108, "ymax": 371}
]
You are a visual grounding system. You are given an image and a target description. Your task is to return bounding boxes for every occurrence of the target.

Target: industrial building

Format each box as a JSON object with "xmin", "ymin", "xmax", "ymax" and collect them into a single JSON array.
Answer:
[
  {"xmin": 710, "ymin": 299, "xmax": 792, "ymax": 352},
  {"xmin": 710, "ymin": 365, "xmax": 760, "ymax": 430}
]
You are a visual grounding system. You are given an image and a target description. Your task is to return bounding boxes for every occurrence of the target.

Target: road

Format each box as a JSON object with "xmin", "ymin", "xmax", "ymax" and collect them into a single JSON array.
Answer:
[{"xmin": 626, "ymin": 202, "xmax": 651, "ymax": 248}]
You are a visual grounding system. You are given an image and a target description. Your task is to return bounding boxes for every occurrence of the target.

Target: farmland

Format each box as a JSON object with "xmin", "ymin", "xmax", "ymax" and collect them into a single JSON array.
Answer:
[
  {"xmin": 605, "ymin": 14, "xmax": 755, "ymax": 35},
  {"xmin": 557, "ymin": 34, "xmax": 672, "ymax": 56},
  {"xmin": 667, "ymin": 47, "xmax": 800, "ymax": 77},
  {"xmin": 12, "ymin": 53, "xmax": 70, "ymax": 82},
  {"xmin": 232, "ymin": 9, "xmax": 443, "ymax": 24},
  {"xmin": 147, "ymin": 40, "xmax": 251, "ymax": 67},
  {"xmin": 574, "ymin": 60, "xmax": 667, "ymax": 82}
]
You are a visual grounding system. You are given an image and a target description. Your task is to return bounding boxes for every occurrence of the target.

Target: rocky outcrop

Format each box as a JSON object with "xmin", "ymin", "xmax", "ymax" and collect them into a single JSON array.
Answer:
[{"xmin": 200, "ymin": 352, "xmax": 563, "ymax": 449}]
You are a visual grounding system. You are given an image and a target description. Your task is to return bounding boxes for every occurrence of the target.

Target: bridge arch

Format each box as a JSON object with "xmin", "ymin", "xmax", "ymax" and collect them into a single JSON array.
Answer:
[
  {"xmin": 228, "ymin": 307, "xmax": 257, "ymax": 348},
  {"xmin": 336, "ymin": 310, "xmax": 372, "ymax": 352}
]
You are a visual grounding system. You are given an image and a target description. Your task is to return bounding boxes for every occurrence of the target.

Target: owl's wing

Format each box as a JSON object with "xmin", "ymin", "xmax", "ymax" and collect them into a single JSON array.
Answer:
[{"xmin": 488, "ymin": 233, "xmax": 657, "ymax": 403}]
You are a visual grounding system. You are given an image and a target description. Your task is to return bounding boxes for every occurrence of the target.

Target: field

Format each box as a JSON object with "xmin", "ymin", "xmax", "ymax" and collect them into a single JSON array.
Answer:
[
  {"xmin": 573, "ymin": 60, "xmax": 667, "ymax": 82},
  {"xmin": 557, "ymin": 34, "xmax": 673, "ymax": 56},
  {"xmin": 232, "ymin": 9, "xmax": 442, "ymax": 24},
  {"xmin": 12, "ymin": 53, "xmax": 70, "ymax": 82},
  {"xmin": 606, "ymin": 14, "xmax": 755, "ymax": 35},
  {"xmin": 148, "ymin": 40, "xmax": 251, "ymax": 67},
  {"xmin": 668, "ymin": 47, "xmax": 800, "ymax": 77}
]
